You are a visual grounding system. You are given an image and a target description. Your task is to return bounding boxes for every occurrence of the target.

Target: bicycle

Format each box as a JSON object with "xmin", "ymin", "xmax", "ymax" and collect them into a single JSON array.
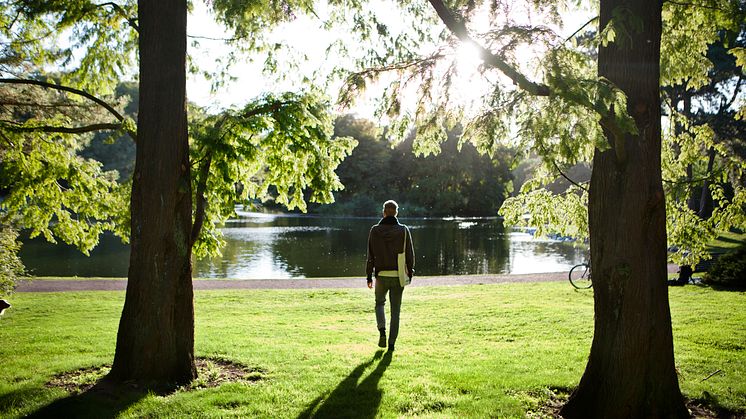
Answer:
[{"xmin": 569, "ymin": 262, "xmax": 592, "ymax": 289}]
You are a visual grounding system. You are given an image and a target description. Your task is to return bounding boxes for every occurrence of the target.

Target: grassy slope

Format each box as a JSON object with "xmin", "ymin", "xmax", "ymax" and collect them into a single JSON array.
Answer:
[
  {"xmin": 0, "ymin": 283, "xmax": 743, "ymax": 418},
  {"xmin": 708, "ymin": 231, "xmax": 746, "ymax": 253}
]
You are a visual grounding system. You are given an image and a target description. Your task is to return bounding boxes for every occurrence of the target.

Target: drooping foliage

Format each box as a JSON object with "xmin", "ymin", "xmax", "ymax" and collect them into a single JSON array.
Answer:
[
  {"xmin": 316, "ymin": 114, "xmax": 513, "ymax": 216},
  {"xmin": 0, "ymin": 0, "xmax": 138, "ymax": 269},
  {"xmin": 316, "ymin": 0, "xmax": 746, "ymax": 258},
  {"xmin": 293, "ymin": 1, "xmax": 607, "ymax": 239},
  {"xmin": 0, "ymin": 80, "xmax": 132, "ymax": 253},
  {"xmin": 0, "ymin": 0, "xmax": 138, "ymax": 91},
  {"xmin": 199, "ymin": 1, "xmax": 611, "ymax": 221},
  {"xmin": 0, "ymin": 223, "xmax": 23, "ymax": 296},
  {"xmin": 661, "ymin": 3, "xmax": 746, "ymax": 266},
  {"xmin": 189, "ymin": 91, "xmax": 356, "ymax": 257}
]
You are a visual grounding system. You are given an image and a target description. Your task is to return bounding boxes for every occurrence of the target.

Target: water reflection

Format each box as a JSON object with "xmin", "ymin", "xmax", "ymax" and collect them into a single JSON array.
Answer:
[
  {"xmin": 20, "ymin": 233, "xmax": 130, "ymax": 277},
  {"xmin": 19, "ymin": 215, "xmax": 586, "ymax": 278},
  {"xmin": 507, "ymin": 232, "xmax": 586, "ymax": 274}
]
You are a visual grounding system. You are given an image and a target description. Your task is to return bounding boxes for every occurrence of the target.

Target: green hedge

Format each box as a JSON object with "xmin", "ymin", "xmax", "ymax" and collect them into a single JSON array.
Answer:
[{"xmin": 704, "ymin": 245, "xmax": 746, "ymax": 289}]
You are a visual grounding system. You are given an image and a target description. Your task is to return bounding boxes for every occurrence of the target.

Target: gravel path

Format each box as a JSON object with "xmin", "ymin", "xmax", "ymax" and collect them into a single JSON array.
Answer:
[
  {"xmin": 15, "ymin": 264, "xmax": 681, "ymax": 292},
  {"xmin": 15, "ymin": 272, "xmax": 569, "ymax": 292}
]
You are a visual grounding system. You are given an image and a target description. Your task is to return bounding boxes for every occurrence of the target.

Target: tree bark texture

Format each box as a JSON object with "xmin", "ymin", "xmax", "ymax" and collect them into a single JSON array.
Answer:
[
  {"xmin": 109, "ymin": 0, "xmax": 196, "ymax": 385},
  {"xmin": 561, "ymin": 0, "xmax": 688, "ymax": 417},
  {"xmin": 697, "ymin": 147, "xmax": 716, "ymax": 219}
]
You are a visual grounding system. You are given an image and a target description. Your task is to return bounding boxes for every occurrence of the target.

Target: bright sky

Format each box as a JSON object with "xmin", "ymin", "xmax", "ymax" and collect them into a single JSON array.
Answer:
[
  {"xmin": 186, "ymin": 1, "xmax": 361, "ymax": 113},
  {"xmin": 186, "ymin": 1, "xmax": 595, "ymax": 119}
]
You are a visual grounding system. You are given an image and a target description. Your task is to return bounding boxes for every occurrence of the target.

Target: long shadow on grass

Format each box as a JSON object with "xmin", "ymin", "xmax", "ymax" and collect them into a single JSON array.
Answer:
[
  {"xmin": 298, "ymin": 350, "xmax": 392, "ymax": 419},
  {"xmin": 0, "ymin": 387, "xmax": 49, "ymax": 416},
  {"xmin": 25, "ymin": 379, "xmax": 146, "ymax": 419}
]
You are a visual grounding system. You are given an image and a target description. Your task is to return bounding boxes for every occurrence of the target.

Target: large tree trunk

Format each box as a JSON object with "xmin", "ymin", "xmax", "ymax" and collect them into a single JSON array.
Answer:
[
  {"xmin": 108, "ymin": 0, "xmax": 196, "ymax": 386},
  {"xmin": 561, "ymin": 1, "xmax": 688, "ymax": 417}
]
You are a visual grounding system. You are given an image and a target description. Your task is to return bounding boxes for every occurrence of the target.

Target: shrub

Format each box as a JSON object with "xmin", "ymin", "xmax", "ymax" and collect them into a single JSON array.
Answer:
[
  {"xmin": 703, "ymin": 245, "xmax": 746, "ymax": 289},
  {"xmin": 0, "ymin": 223, "xmax": 25, "ymax": 296}
]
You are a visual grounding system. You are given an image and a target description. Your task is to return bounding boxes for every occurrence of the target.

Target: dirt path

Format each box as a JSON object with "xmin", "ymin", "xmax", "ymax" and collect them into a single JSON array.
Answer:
[{"xmin": 15, "ymin": 272, "xmax": 569, "ymax": 292}]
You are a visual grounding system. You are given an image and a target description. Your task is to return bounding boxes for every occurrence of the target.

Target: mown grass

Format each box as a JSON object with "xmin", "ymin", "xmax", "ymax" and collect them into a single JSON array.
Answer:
[
  {"xmin": 708, "ymin": 231, "xmax": 746, "ymax": 253},
  {"xmin": 0, "ymin": 282, "xmax": 744, "ymax": 418}
]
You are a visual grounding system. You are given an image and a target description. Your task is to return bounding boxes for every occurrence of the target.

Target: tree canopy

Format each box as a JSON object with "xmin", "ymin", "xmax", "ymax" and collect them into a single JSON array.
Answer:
[
  {"xmin": 0, "ymin": 0, "xmax": 358, "ymax": 283},
  {"xmin": 0, "ymin": 0, "xmax": 138, "ymax": 259}
]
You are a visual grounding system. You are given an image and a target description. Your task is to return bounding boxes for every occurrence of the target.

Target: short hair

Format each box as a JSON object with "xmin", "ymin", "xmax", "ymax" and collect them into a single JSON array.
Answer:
[{"xmin": 383, "ymin": 200, "xmax": 398, "ymax": 214}]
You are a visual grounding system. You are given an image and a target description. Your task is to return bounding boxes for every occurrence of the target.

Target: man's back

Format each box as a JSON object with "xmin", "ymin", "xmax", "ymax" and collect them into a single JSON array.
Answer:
[
  {"xmin": 367, "ymin": 215, "xmax": 414, "ymax": 280},
  {"xmin": 369, "ymin": 222, "xmax": 407, "ymax": 270}
]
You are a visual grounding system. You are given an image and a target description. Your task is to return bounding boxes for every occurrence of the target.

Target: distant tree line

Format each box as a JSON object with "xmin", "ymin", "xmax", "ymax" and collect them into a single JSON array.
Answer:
[
  {"xmin": 79, "ymin": 82, "xmax": 139, "ymax": 181},
  {"xmin": 306, "ymin": 114, "xmax": 514, "ymax": 217}
]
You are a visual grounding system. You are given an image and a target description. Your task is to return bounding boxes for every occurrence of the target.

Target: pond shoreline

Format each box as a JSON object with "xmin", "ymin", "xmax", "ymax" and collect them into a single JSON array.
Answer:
[{"xmin": 15, "ymin": 263, "xmax": 682, "ymax": 292}]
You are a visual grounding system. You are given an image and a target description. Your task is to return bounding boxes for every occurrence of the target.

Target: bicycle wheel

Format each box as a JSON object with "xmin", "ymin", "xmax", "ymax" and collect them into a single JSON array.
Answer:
[{"xmin": 569, "ymin": 264, "xmax": 592, "ymax": 289}]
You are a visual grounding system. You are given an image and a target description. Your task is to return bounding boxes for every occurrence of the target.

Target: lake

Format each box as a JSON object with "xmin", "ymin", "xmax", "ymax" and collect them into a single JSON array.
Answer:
[{"xmin": 19, "ymin": 213, "xmax": 586, "ymax": 278}]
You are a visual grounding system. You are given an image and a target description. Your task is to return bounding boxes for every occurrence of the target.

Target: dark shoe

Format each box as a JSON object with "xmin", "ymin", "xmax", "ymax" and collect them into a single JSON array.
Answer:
[{"xmin": 378, "ymin": 331, "xmax": 387, "ymax": 348}]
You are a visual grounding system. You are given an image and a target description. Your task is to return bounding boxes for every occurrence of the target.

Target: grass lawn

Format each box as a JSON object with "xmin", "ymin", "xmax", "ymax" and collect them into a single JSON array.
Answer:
[
  {"xmin": 708, "ymin": 231, "xmax": 746, "ymax": 253},
  {"xmin": 0, "ymin": 282, "xmax": 744, "ymax": 418}
]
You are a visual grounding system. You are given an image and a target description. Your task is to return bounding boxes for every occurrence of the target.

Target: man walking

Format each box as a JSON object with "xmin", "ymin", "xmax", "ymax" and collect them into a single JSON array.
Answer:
[{"xmin": 366, "ymin": 200, "xmax": 414, "ymax": 352}]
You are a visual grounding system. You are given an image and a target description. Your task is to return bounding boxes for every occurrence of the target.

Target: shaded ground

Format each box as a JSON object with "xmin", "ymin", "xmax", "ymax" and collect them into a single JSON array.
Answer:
[
  {"xmin": 526, "ymin": 387, "xmax": 745, "ymax": 419},
  {"xmin": 46, "ymin": 357, "xmax": 265, "ymax": 394}
]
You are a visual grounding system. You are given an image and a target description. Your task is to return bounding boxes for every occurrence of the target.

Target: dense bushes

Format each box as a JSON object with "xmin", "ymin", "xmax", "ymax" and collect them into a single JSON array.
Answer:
[
  {"xmin": 704, "ymin": 245, "xmax": 746, "ymax": 288},
  {"xmin": 0, "ymin": 224, "xmax": 24, "ymax": 296}
]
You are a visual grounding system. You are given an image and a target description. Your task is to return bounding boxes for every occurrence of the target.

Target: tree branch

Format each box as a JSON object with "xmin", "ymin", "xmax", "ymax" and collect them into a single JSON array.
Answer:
[
  {"xmin": 723, "ymin": 74, "xmax": 743, "ymax": 111},
  {"xmin": 536, "ymin": 140, "xmax": 590, "ymax": 193},
  {"xmin": 0, "ymin": 100, "xmax": 96, "ymax": 109},
  {"xmin": 664, "ymin": 1, "xmax": 732, "ymax": 12},
  {"xmin": 427, "ymin": 0, "xmax": 639, "ymax": 153},
  {"xmin": 0, "ymin": 121, "xmax": 123, "ymax": 134},
  {"xmin": 561, "ymin": 15, "xmax": 599, "ymax": 46},
  {"xmin": 355, "ymin": 53, "xmax": 445, "ymax": 79},
  {"xmin": 663, "ymin": 172, "xmax": 720, "ymax": 185},
  {"xmin": 93, "ymin": 2, "xmax": 139, "ymax": 32},
  {"xmin": 0, "ymin": 78, "xmax": 137, "ymax": 141},
  {"xmin": 427, "ymin": 0, "xmax": 550, "ymax": 96},
  {"xmin": 0, "ymin": 78, "xmax": 123, "ymax": 120},
  {"xmin": 191, "ymin": 115, "xmax": 232, "ymax": 245},
  {"xmin": 239, "ymin": 100, "xmax": 295, "ymax": 119},
  {"xmin": 551, "ymin": 159, "xmax": 590, "ymax": 193},
  {"xmin": 0, "ymin": 29, "xmax": 56, "ymax": 46},
  {"xmin": 187, "ymin": 34, "xmax": 246, "ymax": 42}
]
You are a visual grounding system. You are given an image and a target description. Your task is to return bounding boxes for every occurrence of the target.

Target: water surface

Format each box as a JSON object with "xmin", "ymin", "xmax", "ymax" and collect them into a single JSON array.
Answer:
[{"xmin": 20, "ymin": 214, "xmax": 586, "ymax": 278}]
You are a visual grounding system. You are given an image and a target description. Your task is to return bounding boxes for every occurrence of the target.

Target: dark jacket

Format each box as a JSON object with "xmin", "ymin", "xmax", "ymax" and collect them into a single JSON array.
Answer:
[{"xmin": 366, "ymin": 216, "xmax": 415, "ymax": 280}]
